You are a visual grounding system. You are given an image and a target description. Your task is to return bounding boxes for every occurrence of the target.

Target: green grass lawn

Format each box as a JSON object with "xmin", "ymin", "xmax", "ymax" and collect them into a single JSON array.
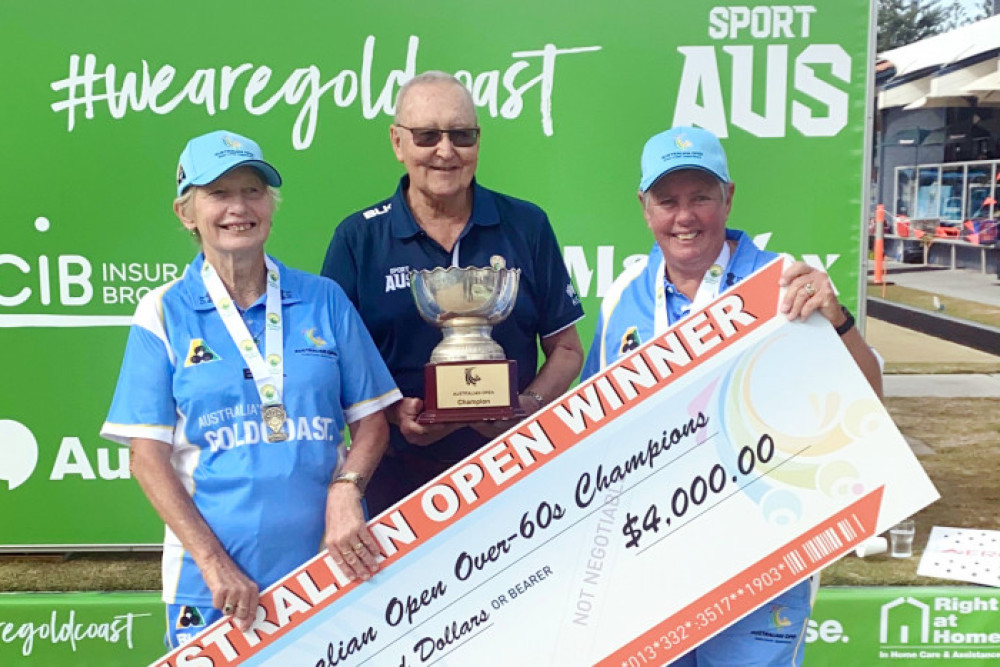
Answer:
[
  {"xmin": 821, "ymin": 397, "xmax": 1000, "ymax": 586},
  {"xmin": 0, "ymin": 551, "xmax": 160, "ymax": 592}
]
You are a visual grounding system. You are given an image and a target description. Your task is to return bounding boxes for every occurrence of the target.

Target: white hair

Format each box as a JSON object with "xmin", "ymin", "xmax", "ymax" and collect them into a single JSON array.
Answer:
[{"xmin": 394, "ymin": 71, "xmax": 477, "ymax": 125}]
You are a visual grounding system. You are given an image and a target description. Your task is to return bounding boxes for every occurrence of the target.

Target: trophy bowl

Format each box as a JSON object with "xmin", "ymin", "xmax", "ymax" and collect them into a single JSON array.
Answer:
[
  {"xmin": 410, "ymin": 267, "xmax": 520, "ymax": 364},
  {"xmin": 409, "ymin": 266, "xmax": 524, "ymax": 423}
]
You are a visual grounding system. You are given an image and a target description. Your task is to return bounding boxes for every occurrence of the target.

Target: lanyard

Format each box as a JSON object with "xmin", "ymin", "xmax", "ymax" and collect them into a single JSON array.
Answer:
[
  {"xmin": 201, "ymin": 255, "xmax": 288, "ymax": 442},
  {"xmin": 654, "ymin": 242, "xmax": 732, "ymax": 336}
]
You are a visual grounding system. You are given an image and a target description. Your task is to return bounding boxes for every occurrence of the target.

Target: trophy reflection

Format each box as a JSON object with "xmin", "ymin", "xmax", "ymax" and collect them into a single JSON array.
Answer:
[{"xmin": 409, "ymin": 266, "xmax": 525, "ymax": 424}]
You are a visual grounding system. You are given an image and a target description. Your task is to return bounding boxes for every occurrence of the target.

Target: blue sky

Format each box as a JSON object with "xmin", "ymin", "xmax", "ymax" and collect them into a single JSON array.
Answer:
[{"xmin": 956, "ymin": 0, "xmax": 988, "ymax": 19}]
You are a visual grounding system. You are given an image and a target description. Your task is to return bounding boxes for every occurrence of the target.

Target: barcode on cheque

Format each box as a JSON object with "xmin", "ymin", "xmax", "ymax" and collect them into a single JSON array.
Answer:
[{"xmin": 782, "ymin": 515, "xmax": 862, "ymax": 574}]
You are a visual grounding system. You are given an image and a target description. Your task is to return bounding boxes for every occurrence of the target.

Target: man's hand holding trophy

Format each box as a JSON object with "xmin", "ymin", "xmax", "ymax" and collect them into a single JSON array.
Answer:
[{"xmin": 409, "ymin": 264, "xmax": 524, "ymax": 425}]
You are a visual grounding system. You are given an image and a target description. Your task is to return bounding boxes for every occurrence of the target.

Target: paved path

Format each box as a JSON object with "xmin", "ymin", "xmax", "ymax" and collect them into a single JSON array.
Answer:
[
  {"xmin": 873, "ymin": 261, "xmax": 1000, "ymax": 307},
  {"xmin": 864, "ymin": 318, "xmax": 1000, "ymax": 397},
  {"xmin": 882, "ymin": 373, "xmax": 1000, "ymax": 397},
  {"xmin": 863, "ymin": 262, "xmax": 1000, "ymax": 397},
  {"xmin": 865, "ymin": 318, "xmax": 1000, "ymax": 366}
]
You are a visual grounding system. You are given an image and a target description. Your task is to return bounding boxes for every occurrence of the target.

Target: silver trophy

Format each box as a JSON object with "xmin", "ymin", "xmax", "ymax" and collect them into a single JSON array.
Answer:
[{"xmin": 409, "ymin": 266, "xmax": 524, "ymax": 423}]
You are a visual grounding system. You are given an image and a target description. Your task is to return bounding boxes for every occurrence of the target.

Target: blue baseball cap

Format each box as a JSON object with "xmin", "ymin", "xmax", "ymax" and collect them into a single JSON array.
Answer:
[
  {"xmin": 639, "ymin": 126, "xmax": 730, "ymax": 192},
  {"xmin": 176, "ymin": 130, "xmax": 282, "ymax": 196}
]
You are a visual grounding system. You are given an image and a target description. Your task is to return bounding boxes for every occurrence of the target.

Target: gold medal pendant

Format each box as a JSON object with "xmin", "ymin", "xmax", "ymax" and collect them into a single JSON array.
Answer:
[
  {"xmin": 203, "ymin": 258, "xmax": 290, "ymax": 444},
  {"xmin": 262, "ymin": 404, "xmax": 288, "ymax": 442}
]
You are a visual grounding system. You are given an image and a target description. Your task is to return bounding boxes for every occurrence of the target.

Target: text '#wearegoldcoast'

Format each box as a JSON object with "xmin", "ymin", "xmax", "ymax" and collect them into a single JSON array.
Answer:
[{"xmin": 50, "ymin": 37, "xmax": 602, "ymax": 149}]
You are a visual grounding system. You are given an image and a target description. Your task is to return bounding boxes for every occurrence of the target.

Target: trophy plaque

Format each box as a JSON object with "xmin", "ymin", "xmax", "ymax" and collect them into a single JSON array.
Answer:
[{"xmin": 409, "ymin": 266, "xmax": 525, "ymax": 424}]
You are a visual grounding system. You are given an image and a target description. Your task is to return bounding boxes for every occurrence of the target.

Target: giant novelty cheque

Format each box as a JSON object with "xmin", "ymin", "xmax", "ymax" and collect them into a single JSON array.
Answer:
[{"xmin": 156, "ymin": 259, "xmax": 939, "ymax": 667}]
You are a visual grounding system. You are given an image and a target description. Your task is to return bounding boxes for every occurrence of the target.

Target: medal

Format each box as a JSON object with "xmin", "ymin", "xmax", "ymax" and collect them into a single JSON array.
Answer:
[
  {"xmin": 262, "ymin": 404, "xmax": 288, "ymax": 442},
  {"xmin": 202, "ymin": 255, "xmax": 290, "ymax": 444},
  {"xmin": 656, "ymin": 243, "xmax": 732, "ymax": 334}
]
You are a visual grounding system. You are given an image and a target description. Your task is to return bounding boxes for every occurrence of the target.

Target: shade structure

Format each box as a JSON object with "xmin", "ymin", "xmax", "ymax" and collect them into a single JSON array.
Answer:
[
  {"xmin": 962, "ymin": 67, "xmax": 1000, "ymax": 106},
  {"xmin": 878, "ymin": 15, "xmax": 1000, "ymax": 109},
  {"xmin": 904, "ymin": 59, "xmax": 998, "ymax": 109},
  {"xmin": 879, "ymin": 74, "xmax": 932, "ymax": 109},
  {"xmin": 879, "ymin": 15, "xmax": 1000, "ymax": 79}
]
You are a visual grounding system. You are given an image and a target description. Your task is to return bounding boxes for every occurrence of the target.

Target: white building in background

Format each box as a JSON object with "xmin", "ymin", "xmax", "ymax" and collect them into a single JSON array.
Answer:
[{"xmin": 876, "ymin": 14, "xmax": 1000, "ymax": 240}]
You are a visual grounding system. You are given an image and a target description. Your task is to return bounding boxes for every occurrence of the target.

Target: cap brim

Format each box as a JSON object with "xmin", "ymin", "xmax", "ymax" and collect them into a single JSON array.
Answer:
[
  {"xmin": 640, "ymin": 164, "xmax": 727, "ymax": 192},
  {"xmin": 185, "ymin": 159, "xmax": 282, "ymax": 192}
]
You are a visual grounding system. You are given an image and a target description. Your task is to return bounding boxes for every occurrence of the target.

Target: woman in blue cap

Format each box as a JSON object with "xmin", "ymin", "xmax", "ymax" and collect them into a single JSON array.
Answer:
[
  {"xmin": 584, "ymin": 126, "xmax": 882, "ymax": 666},
  {"xmin": 101, "ymin": 130, "xmax": 401, "ymax": 647}
]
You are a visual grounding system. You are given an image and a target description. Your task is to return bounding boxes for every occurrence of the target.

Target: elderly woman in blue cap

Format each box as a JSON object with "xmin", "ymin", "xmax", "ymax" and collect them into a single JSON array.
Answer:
[
  {"xmin": 102, "ymin": 130, "xmax": 400, "ymax": 647},
  {"xmin": 583, "ymin": 126, "xmax": 882, "ymax": 666}
]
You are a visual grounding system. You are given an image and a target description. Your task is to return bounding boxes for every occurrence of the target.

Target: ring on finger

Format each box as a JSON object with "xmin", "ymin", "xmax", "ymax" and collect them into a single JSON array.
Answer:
[
  {"xmin": 352, "ymin": 542, "xmax": 365, "ymax": 552},
  {"xmin": 223, "ymin": 603, "xmax": 234, "ymax": 615},
  {"xmin": 803, "ymin": 282, "xmax": 816, "ymax": 297}
]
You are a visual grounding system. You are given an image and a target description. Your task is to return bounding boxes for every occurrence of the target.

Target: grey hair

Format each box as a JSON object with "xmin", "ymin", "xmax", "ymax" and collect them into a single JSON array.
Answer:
[{"xmin": 394, "ymin": 71, "xmax": 477, "ymax": 125}]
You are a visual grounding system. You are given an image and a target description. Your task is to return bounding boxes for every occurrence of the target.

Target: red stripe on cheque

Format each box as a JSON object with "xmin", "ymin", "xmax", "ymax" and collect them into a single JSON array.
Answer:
[
  {"xmin": 541, "ymin": 258, "xmax": 783, "ymax": 450},
  {"xmin": 598, "ymin": 485, "xmax": 884, "ymax": 667},
  {"xmin": 152, "ymin": 259, "xmax": 785, "ymax": 667},
  {"xmin": 392, "ymin": 258, "xmax": 784, "ymax": 544}
]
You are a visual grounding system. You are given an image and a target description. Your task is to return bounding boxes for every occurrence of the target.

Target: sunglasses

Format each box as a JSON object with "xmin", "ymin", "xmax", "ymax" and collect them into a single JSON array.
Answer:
[{"xmin": 396, "ymin": 126, "xmax": 480, "ymax": 148}]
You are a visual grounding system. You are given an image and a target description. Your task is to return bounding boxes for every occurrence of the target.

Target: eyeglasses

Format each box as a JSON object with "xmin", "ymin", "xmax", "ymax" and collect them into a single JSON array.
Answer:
[{"xmin": 396, "ymin": 126, "xmax": 480, "ymax": 148}]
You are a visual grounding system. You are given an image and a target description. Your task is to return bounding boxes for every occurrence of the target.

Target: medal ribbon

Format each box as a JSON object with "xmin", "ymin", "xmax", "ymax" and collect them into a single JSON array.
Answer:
[
  {"xmin": 201, "ymin": 255, "xmax": 285, "ymax": 426},
  {"xmin": 654, "ymin": 242, "xmax": 731, "ymax": 335}
]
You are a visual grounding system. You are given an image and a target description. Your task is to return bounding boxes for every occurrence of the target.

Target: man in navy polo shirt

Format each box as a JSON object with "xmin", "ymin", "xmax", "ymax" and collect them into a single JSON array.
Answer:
[{"xmin": 322, "ymin": 71, "xmax": 584, "ymax": 515}]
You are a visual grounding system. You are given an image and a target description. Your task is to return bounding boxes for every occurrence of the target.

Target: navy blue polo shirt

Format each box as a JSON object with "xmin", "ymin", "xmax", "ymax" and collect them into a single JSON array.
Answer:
[{"xmin": 322, "ymin": 176, "xmax": 584, "ymax": 462}]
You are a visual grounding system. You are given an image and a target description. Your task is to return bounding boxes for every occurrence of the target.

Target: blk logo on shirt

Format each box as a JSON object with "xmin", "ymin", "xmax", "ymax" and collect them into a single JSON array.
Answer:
[{"xmin": 362, "ymin": 203, "xmax": 391, "ymax": 220}]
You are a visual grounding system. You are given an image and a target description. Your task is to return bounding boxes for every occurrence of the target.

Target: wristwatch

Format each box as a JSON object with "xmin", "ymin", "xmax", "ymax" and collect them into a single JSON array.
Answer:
[
  {"xmin": 522, "ymin": 390, "xmax": 546, "ymax": 411},
  {"xmin": 330, "ymin": 471, "xmax": 367, "ymax": 494},
  {"xmin": 834, "ymin": 306, "xmax": 855, "ymax": 336}
]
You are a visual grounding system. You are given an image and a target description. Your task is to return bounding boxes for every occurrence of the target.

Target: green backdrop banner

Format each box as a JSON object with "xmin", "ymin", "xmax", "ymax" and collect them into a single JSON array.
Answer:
[
  {"xmin": 807, "ymin": 587, "xmax": 1000, "ymax": 665},
  {"xmin": 0, "ymin": 592, "xmax": 163, "ymax": 666},
  {"xmin": 0, "ymin": 1, "xmax": 873, "ymax": 547}
]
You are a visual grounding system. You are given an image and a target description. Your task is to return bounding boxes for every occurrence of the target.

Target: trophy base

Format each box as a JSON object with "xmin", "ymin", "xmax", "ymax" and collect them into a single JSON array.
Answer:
[{"xmin": 417, "ymin": 359, "xmax": 526, "ymax": 424}]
